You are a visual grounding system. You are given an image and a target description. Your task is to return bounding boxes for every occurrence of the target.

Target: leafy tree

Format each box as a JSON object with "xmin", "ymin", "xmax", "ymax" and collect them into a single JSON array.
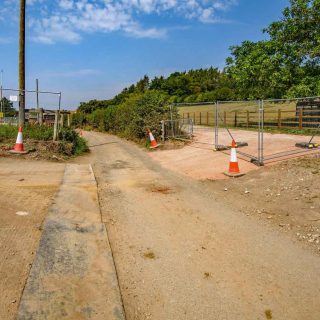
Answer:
[
  {"xmin": 135, "ymin": 75, "xmax": 150, "ymax": 93},
  {"xmin": 0, "ymin": 97, "xmax": 18, "ymax": 116},
  {"xmin": 226, "ymin": 0, "xmax": 320, "ymax": 99}
]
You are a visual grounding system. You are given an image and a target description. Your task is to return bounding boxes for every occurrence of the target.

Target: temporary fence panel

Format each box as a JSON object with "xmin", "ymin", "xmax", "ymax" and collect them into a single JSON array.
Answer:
[
  {"xmin": 216, "ymin": 100, "xmax": 262, "ymax": 164},
  {"xmin": 166, "ymin": 97, "xmax": 320, "ymax": 165},
  {"xmin": 174, "ymin": 102, "xmax": 217, "ymax": 147},
  {"xmin": 162, "ymin": 118, "xmax": 193, "ymax": 140},
  {"xmin": 262, "ymin": 97, "xmax": 320, "ymax": 162}
]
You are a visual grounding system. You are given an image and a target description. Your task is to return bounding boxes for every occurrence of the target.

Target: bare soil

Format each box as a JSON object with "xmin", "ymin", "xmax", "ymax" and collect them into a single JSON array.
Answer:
[
  {"xmin": 0, "ymin": 158, "xmax": 65, "ymax": 320},
  {"xmin": 206, "ymin": 155, "xmax": 320, "ymax": 254}
]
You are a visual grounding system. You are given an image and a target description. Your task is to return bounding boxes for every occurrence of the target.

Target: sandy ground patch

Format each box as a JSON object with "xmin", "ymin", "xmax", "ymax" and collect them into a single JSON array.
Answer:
[
  {"xmin": 0, "ymin": 158, "xmax": 65, "ymax": 320},
  {"xmin": 149, "ymin": 127, "xmax": 320, "ymax": 180}
]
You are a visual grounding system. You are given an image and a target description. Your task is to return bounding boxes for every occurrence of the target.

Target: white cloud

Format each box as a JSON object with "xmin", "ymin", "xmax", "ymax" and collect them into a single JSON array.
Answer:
[{"xmin": 1, "ymin": 0, "xmax": 238, "ymax": 44}]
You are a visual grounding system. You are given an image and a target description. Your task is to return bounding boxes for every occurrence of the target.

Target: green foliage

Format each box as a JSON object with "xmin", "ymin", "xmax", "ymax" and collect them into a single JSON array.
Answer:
[
  {"xmin": 24, "ymin": 125, "xmax": 54, "ymax": 140},
  {"xmin": 0, "ymin": 97, "xmax": 18, "ymax": 117},
  {"xmin": 82, "ymin": 91, "xmax": 174, "ymax": 141},
  {"xmin": 0, "ymin": 125, "xmax": 19, "ymax": 140},
  {"xmin": 0, "ymin": 124, "xmax": 53, "ymax": 141},
  {"xmin": 0, "ymin": 125, "xmax": 88, "ymax": 156},
  {"xmin": 59, "ymin": 127, "xmax": 89, "ymax": 155},
  {"xmin": 71, "ymin": 111, "xmax": 87, "ymax": 127},
  {"xmin": 76, "ymin": 68, "xmax": 237, "ymax": 114},
  {"xmin": 226, "ymin": 0, "xmax": 320, "ymax": 99}
]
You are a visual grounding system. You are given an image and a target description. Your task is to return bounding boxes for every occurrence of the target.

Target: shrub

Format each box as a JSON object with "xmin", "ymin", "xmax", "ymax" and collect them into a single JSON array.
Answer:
[
  {"xmin": 59, "ymin": 127, "xmax": 89, "ymax": 155},
  {"xmin": 84, "ymin": 91, "xmax": 176, "ymax": 141}
]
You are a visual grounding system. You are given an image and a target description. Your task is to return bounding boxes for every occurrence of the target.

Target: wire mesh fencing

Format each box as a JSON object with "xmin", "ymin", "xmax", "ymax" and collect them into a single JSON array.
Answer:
[
  {"xmin": 216, "ymin": 100, "xmax": 262, "ymax": 164},
  {"xmin": 167, "ymin": 96, "xmax": 320, "ymax": 165},
  {"xmin": 162, "ymin": 118, "xmax": 193, "ymax": 140}
]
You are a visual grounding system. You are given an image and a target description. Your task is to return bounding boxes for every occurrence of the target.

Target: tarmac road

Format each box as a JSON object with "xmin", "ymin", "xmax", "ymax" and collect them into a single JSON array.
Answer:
[{"xmin": 79, "ymin": 131, "xmax": 320, "ymax": 320}]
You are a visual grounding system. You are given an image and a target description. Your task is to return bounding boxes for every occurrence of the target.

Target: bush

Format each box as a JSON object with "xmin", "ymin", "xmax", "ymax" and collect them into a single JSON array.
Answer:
[
  {"xmin": 0, "ymin": 125, "xmax": 88, "ymax": 156},
  {"xmin": 59, "ymin": 127, "xmax": 89, "ymax": 155},
  {"xmin": 83, "ymin": 91, "xmax": 176, "ymax": 141}
]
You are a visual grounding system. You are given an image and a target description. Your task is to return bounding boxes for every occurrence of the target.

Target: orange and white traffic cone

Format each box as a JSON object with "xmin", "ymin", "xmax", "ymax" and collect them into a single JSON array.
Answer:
[
  {"xmin": 147, "ymin": 128, "xmax": 159, "ymax": 149},
  {"xmin": 10, "ymin": 127, "xmax": 28, "ymax": 154},
  {"xmin": 224, "ymin": 140, "xmax": 244, "ymax": 177}
]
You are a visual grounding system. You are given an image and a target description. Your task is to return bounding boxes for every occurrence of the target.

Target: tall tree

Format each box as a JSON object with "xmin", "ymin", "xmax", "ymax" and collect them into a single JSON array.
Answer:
[
  {"xmin": 226, "ymin": 0, "xmax": 320, "ymax": 99},
  {"xmin": 19, "ymin": 0, "xmax": 26, "ymax": 126}
]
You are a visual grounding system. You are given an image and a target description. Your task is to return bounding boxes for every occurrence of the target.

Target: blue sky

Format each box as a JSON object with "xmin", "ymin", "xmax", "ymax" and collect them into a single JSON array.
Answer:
[{"xmin": 0, "ymin": 0, "xmax": 289, "ymax": 109}]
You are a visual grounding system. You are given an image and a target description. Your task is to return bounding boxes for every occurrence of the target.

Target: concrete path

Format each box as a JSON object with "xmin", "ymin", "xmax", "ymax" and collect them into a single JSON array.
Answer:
[{"xmin": 17, "ymin": 164, "xmax": 125, "ymax": 320}]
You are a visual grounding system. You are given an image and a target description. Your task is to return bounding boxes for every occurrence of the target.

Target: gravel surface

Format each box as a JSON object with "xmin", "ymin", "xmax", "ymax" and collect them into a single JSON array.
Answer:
[{"xmin": 78, "ymin": 131, "xmax": 320, "ymax": 320}]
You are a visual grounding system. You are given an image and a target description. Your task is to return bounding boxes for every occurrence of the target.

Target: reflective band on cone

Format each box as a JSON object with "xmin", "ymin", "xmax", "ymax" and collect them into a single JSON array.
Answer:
[
  {"xmin": 224, "ymin": 140, "xmax": 244, "ymax": 177},
  {"xmin": 14, "ymin": 127, "xmax": 24, "ymax": 152},
  {"xmin": 147, "ymin": 128, "xmax": 158, "ymax": 149},
  {"xmin": 229, "ymin": 140, "xmax": 240, "ymax": 173}
]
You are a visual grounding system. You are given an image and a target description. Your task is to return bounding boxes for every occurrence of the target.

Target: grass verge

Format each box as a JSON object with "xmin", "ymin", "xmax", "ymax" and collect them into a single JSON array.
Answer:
[{"xmin": 0, "ymin": 125, "xmax": 89, "ymax": 158}]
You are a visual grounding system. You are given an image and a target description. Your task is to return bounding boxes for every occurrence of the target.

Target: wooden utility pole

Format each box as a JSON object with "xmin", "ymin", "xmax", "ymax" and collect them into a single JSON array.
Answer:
[{"xmin": 19, "ymin": 0, "xmax": 26, "ymax": 127}]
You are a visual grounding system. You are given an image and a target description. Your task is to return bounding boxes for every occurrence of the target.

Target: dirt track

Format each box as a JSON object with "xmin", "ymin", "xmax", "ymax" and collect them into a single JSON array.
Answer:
[{"xmin": 78, "ymin": 131, "xmax": 320, "ymax": 320}]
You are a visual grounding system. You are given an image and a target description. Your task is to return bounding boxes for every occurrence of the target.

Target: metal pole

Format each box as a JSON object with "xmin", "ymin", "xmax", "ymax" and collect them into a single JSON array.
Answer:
[
  {"xmin": 36, "ymin": 79, "xmax": 39, "ymax": 109},
  {"xmin": 36, "ymin": 78, "xmax": 40, "ymax": 123},
  {"xmin": 58, "ymin": 92, "xmax": 61, "ymax": 112},
  {"xmin": 214, "ymin": 102, "xmax": 218, "ymax": 149}
]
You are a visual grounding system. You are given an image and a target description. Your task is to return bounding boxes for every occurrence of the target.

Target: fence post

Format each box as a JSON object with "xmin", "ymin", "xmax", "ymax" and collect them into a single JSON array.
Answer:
[
  {"xmin": 60, "ymin": 112, "xmax": 64, "ymax": 128},
  {"xmin": 207, "ymin": 112, "xmax": 209, "ymax": 125},
  {"xmin": 299, "ymin": 108, "xmax": 303, "ymax": 129},
  {"xmin": 199, "ymin": 112, "xmax": 202, "ymax": 125},
  {"xmin": 234, "ymin": 111, "xmax": 238, "ymax": 127},
  {"xmin": 224, "ymin": 111, "xmax": 227, "ymax": 126},
  {"xmin": 278, "ymin": 109, "xmax": 282, "ymax": 128},
  {"xmin": 39, "ymin": 108, "xmax": 43, "ymax": 125},
  {"xmin": 53, "ymin": 110, "xmax": 59, "ymax": 141},
  {"xmin": 246, "ymin": 110, "xmax": 249, "ymax": 128},
  {"xmin": 193, "ymin": 112, "xmax": 196, "ymax": 125},
  {"xmin": 67, "ymin": 113, "xmax": 71, "ymax": 127},
  {"xmin": 161, "ymin": 120, "xmax": 165, "ymax": 141}
]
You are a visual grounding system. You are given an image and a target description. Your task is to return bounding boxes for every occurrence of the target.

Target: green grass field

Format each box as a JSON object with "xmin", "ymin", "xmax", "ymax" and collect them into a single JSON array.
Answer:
[{"xmin": 177, "ymin": 101, "xmax": 303, "ymax": 126}]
